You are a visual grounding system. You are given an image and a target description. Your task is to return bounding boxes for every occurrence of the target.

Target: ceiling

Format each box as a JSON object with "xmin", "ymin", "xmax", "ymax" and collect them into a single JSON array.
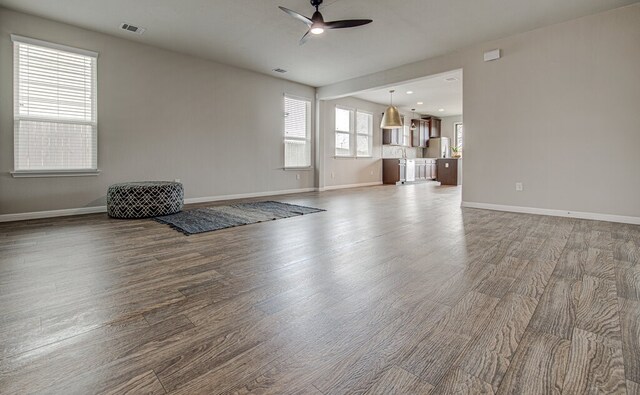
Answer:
[
  {"xmin": 353, "ymin": 69, "xmax": 462, "ymax": 116},
  {"xmin": 1, "ymin": 0, "xmax": 637, "ymax": 87}
]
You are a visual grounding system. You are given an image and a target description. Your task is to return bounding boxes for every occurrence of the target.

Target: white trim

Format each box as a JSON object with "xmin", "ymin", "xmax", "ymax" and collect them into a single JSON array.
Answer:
[
  {"xmin": 318, "ymin": 181, "xmax": 382, "ymax": 192},
  {"xmin": 461, "ymin": 201, "xmax": 640, "ymax": 225},
  {"xmin": 11, "ymin": 169, "xmax": 101, "ymax": 178},
  {"xmin": 183, "ymin": 188, "xmax": 316, "ymax": 204},
  {"xmin": 0, "ymin": 187, "xmax": 319, "ymax": 223},
  {"xmin": 0, "ymin": 206, "xmax": 106, "ymax": 222},
  {"xmin": 11, "ymin": 34, "xmax": 99, "ymax": 58}
]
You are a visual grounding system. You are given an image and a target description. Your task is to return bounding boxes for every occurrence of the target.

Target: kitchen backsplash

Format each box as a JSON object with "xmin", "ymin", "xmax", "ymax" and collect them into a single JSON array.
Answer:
[{"xmin": 382, "ymin": 146, "xmax": 424, "ymax": 159}]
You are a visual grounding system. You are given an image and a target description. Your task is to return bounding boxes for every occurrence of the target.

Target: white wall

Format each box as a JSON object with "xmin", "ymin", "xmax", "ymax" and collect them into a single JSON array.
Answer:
[
  {"xmin": 319, "ymin": 4, "xmax": 640, "ymax": 219},
  {"xmin": 0, "ymin": 8, "xmax": 315, "ymax": 215},
  {"xmin": 320, "ymin": 97, "xmax": 384, "ymax": 189}
]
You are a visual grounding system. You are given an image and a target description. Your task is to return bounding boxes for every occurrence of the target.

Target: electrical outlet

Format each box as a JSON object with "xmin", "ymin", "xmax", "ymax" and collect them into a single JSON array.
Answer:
[
  {"xmin": 370, "ymin": 170, "xmax": 374, "ymax": 175},
  {"xmin": 174, "ymin": 178, "xmax": 181, "ymax": 183},
  {"xmin": 331, "ymin": 172, "xmax": 335, "ymax": 179},
  {"xmin": 296, "ymin": 174, "xmax": 300, "ymax": 180},
  {"xmin": 515, "ymin": 182, "xmax": 523, "ymax": 191}
]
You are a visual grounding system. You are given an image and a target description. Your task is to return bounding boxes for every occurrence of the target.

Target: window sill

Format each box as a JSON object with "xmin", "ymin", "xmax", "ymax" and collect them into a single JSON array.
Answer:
[
  {"xmin": 11, "ymin": 169, "xmax": 101, "ymax": 178},
  {"xmin": 283, "ymin": 167, "xmax": 313, "ymax": 171}
]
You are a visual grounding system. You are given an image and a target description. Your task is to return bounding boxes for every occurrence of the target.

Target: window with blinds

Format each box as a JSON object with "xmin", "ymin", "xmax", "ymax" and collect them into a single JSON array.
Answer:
[
  {"xmin": 12, "ymin": 35, "xmax": 98, "ymax": 172},
  {"xmin": 284, "ymin": 95, "xmax": 311, "ymax": 168}
]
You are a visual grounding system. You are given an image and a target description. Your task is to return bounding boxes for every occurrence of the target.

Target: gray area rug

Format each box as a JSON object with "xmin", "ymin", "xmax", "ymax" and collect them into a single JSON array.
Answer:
[{"xmin": 154, "ymin": 201, "xmax": 325, "ymax": 235}]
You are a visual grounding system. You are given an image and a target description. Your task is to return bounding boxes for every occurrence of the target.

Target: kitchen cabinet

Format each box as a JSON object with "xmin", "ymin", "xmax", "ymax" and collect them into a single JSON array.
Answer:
[
  {"xmin": 415, "ymin": 159, "xmax": 425, "ymax": 181},
  {"xmin": 436, "ymin": 158, "xmax": 462, "ymax": 185},
  {"xmin": 421, "ymin": 116, "xmax": 441, "ymax": 138},
  {"xmin": 384, "ymin": 158, "xmax": 436, "ymax": 184},
  {"xmin": 430, "ymin": 118, "xmax": 441, "ymax": 138},
  {"xmin": 383, "ymin": 128, "xmax": 403, "ymax": 145},
  {"xmin": 411, "ymin": 119, "xmax": 429, "ymax": 148},
  {"xmin": 382, "ymin": 159, "xmax": 406, "ymax": 184}
]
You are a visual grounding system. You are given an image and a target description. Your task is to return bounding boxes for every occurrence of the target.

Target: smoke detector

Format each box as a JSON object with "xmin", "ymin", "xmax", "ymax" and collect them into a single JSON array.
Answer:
[{"xmin": 119, "ymin": 23, "xmax": 146, "ymax": 35}]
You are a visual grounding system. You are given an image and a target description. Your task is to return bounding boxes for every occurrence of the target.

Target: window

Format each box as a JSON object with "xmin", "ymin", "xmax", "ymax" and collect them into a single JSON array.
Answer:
[
  {"xmin": 454, "ymin": 122, "xmax": 463, "ymax": 149},
  {"xmin": 335, "ymin": 107, "xmax": 373, "ymax": 157},
  {"xmin": 356, "ymin": 111, "xmax": 373, "ymax": 157},
  {"xmin": 12, "ymin": 35, "xmax": 98, "ymax": 173},
  {"xmin": 284, "ymin": 95, "xmax": 311, "ymax": 168},
  {"xmin": 335, "ymin": 107, "xmax": 353, "ymax": 156}
]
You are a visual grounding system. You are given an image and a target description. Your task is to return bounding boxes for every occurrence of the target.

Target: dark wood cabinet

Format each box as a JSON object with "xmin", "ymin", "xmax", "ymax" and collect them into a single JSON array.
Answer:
[
  {"xmin": 383, "ymin": 159, "xmax": 406, "ymax": 184},
  {"xmin": 421, "ymin": 116, "xmax": 441, "ymax": 139},
  {"xmin": 436, "ymin": 158, "xmax": 461, "ymax": 185},
  {"xmin": 382, "ymin": 128, "xmax": 403, "ymax": 145},
  {"xmin": 411, "ymin": 119, "xmax": 429, "ymax": 147},
  {"xmin": 430, "ymin": 118, "xmax": 441, "ymax": 138}
]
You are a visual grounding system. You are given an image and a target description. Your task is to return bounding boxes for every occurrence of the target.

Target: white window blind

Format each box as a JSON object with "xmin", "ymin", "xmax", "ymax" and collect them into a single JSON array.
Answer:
[
  {"xmin": 13, "ymin": 35, "xmax": 98, "ymax": 171},
  {"xmin": 284, "ymin": 95, "xmax": 311, "ymax": 168},
  {"xmin": 356, "ymin": 111, "xmax": 373, "ymax": 157}
]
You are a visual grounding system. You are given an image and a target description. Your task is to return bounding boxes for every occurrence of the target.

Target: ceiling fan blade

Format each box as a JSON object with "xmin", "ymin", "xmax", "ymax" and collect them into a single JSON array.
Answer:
[
  {"xmin": 279, "ymin": 6, "xmax": 312, "ymax": 26},
  {"xmin": 324, "ymin": 19, "xmax": 373, "ymax": 29},
  {"xmin": 299, "ymin": 30, "xmax": 311, "ymax": 45}
]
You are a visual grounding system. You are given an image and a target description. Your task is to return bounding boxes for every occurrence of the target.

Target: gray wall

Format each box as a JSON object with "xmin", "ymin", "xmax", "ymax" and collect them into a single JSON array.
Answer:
[
  {"xmin": 319, "ymin": 4, "xmax": 640, "ymax": 218},
  {"xmin": 320, "ymin": 97, "xmax": 384, "ymax": 189},
  {"xmin": 441, "ymin": 115, "xmax": 463, "ymax": 150},
  {"xmin": 0, "ymin": 8, "xmax": 315, "ymax": 215}
]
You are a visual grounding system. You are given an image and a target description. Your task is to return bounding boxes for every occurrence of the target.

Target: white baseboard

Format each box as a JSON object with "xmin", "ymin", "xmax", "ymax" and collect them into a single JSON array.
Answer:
[
  {"xmin": 184, "ymin": 187, "xmax": 317, "ymax": 204},
  {"xmin": 0, "ymin": 206, "xmax": 107, "ymax": 223},
  {"xmin": 0, "ymin": 187, "xmax": 318, "ymax": 223},
  {"xmin": 318, "ymin": 181, "xmax": 383, "ymax": 192},
  {"xmin": 461, "ymin": 201, "xmax": 640, "ymax": 225}
]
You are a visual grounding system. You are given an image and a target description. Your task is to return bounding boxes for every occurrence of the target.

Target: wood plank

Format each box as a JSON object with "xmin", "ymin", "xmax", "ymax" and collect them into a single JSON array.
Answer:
[
  {"xmin": 618, "ymin": 298, "xmax": 640, "ymax": 383},
  {"xmin": 102, "ymin": 370, "xmax": 166, "ymax": 395},
  {"xmin": 496, "ymin": 330, "xmax": 571, "ymax": 395},
  {"xmin": 527, "ymin": 276, "xmax": 580, "ymax": 340},
  {"xmin": 398, "ymin": 291, "xmax": 500, "ymax": 384},
  {"xmin": 431, "ymin": 367, "xmax": 494, "ymax": 394},
  {"xmin": 562, "ymin": 328, "xmax": 626, "ymax": 395},
  {"xmin": 363, "ymin": 365, "xmax": 433, "ymax": 395},
  {"xmin": 575, "ymin": 275, "xmax": 622, "ymax": 343},
  {"xmin": 453, "ymin": 293, "xmax": 538, "ymax": 390}
]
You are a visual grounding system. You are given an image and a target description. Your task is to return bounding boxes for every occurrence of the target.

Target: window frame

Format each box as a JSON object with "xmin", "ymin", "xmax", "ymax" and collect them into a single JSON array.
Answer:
[
  {"xmin": 355, "ymin": 110, "xmax": 373, "ymax": 158},
  {"xmin": 283, "ymin": 94, "xmax": 312, "ymax": 169},
  {"xmin": 334, "ymin": 105, "xmax": 354, "ymax": 157},
  {"xmin": 454, "ymin": 122, "xmax": 463, "ymax": 150},
  {"xmin": 11, "ymin": 35, "xmax": 99, "ymax": 178}
]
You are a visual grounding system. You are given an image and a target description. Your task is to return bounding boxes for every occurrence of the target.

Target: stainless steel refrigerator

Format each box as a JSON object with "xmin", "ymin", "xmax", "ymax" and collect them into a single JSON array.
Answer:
[{"xmin": 425, "ymin": 137, "xmax": 450, "ymax": 158}]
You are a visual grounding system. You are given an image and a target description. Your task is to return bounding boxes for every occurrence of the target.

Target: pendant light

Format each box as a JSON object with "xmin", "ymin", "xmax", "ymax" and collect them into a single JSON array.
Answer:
[
  {"xmin": 380, "ymin": 90, "xmax": 403, "ymax": 129},
  {"xmin": 410, "ymin": 109, "xmax": 417, "ymax": 131}
]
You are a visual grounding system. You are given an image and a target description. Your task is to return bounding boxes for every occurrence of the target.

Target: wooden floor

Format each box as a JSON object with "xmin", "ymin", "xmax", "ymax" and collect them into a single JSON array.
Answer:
[{"xmin": 1, "ymin": 183, "xmax": 639, "ymax": 394}]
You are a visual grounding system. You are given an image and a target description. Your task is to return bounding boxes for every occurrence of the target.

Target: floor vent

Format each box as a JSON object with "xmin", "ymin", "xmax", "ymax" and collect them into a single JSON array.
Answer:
[{"xmin": 120, "ymin": 23, "xmax": 146, "ymax": 35}]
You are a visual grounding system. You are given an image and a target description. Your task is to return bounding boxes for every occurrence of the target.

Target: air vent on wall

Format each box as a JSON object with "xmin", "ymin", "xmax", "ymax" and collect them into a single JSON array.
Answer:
[
  {"xmin": 120, "ymin": 23, "xmax": 146, "ymax": 35},
  {"xmin": 272, "ymin": 68, "xmax": 287, "ymax": 73}
]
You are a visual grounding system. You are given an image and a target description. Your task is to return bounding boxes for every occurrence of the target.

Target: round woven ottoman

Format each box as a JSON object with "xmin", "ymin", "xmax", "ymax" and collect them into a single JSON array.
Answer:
[{"xmin": 107, "ymin": 181, "xmax": 184, "ymax": 219}]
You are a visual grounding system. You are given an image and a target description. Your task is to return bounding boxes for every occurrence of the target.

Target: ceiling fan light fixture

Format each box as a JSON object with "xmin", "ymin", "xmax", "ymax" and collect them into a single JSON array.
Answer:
[
  {"xmin": 310, "ymin": 26, "xmax": 324, "ymax": 35},
  {"xmin": 381, "ymin": 90, "xmax": 403, "ymax": 129}
]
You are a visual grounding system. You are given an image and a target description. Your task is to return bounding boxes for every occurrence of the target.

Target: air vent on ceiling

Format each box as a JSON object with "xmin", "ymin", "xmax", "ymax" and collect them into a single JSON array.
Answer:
[
  {"xmin": 120, "ymin": 23, "xmax": 146, "ymax": 35},
  {"xmin": 272, "ymin": 68, "xmax": 287, "ymax": 74}
]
